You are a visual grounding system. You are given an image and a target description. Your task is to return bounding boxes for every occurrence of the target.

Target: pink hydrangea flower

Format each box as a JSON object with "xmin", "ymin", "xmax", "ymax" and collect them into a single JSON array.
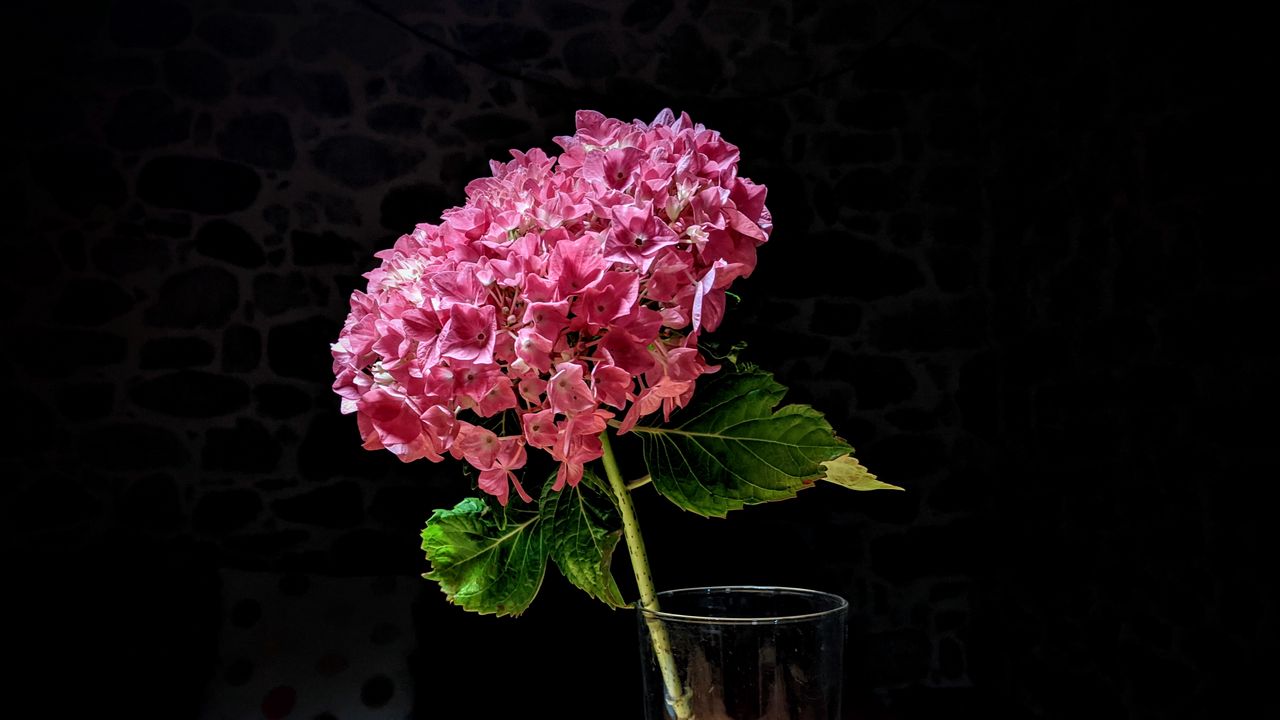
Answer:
[{"xmin": 332, "ymin": 109, "xmax": 771, "ymax": 504}]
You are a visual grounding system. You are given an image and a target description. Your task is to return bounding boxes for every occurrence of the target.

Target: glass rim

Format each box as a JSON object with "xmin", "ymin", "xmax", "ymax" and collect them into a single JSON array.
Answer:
[{"xmin": 636, "ymin": 585, "xmax": 849, "ymax": 625}]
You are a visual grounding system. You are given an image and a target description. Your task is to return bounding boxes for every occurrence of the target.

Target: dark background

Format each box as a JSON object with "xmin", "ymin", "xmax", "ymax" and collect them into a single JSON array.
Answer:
[{"xmin": 3, "ymin": 0, "xmax": 1275, "ymax": 718}]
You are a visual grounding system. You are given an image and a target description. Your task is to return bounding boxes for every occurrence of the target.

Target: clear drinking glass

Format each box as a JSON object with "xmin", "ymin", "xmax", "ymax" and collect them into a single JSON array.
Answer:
[{"xmin": 636, "ymin": 586, "xmax": 848, "ymax": 720}]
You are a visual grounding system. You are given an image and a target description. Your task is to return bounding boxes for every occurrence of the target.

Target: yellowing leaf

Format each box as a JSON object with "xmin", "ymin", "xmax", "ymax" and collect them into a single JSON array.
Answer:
[{"xmin": 820, "ymin": 454, "xmax": 902, "ymax": 491}]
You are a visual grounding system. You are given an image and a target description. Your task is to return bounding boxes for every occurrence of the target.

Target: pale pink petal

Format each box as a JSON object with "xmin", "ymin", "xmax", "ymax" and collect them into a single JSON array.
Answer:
[{"xmin": 547, "ymin": 362, "xmax": 597, "ymax": 417}]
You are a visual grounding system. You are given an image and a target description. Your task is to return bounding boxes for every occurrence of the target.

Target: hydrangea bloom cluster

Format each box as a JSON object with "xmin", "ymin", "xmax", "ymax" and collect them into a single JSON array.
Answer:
[{"xmin": 331, "ymin": 109, "xmax": 771, "ymax": 505}]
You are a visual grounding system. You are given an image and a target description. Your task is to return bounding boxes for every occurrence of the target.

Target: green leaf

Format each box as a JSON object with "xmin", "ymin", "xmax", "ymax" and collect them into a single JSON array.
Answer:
[
  {"xmin": 421, "ymin": 496, "xmax": 548, "ymax": 617},
  {"xmin": 541, "ymin": 470, "xmax": 626, "ymax": 608},
  {"xmin": 820, "ymin": 454, "xmax": 902, "ymax": 491},
  {"xmin": 631, "ymin": 368, "xmax": 852, "ymax": 517}
]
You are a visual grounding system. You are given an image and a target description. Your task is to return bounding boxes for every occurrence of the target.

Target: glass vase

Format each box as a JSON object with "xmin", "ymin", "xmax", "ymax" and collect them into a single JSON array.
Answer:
[{"xmin": 635, "ymin": 586, "xmax": 848, "ymax": 720}]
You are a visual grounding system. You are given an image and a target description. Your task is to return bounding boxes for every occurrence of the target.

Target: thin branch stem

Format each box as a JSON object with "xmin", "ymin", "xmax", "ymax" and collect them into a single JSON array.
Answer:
[
  {"xmin": 599, "ymin": 431, "xmax": 692, "ymax": 720},
  {"xmin": 625, "ymin": 474, "xmax": 652, "ymax": 492}
]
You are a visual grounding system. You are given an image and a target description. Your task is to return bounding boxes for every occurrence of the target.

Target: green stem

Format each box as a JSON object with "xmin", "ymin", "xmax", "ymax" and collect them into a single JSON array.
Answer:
[
  {"xmin": 625, "ymin": 474, "xmax": 652, "ymax": 492},
  {"xmin": 599, "ymin": 431, "xmax": 693, "ymax": 720}
]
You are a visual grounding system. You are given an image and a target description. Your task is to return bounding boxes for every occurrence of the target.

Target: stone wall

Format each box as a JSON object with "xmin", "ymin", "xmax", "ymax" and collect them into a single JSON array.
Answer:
[{"xmin": 4, "ymin": 0, "xmax": 1273, "ymax": 718}]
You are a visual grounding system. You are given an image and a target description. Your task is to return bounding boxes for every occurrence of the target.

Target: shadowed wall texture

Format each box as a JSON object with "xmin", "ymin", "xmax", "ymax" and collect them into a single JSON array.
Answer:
[{"xmin": 3, "ymin": 0, "xmax": 1273, "ymax": 718}]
